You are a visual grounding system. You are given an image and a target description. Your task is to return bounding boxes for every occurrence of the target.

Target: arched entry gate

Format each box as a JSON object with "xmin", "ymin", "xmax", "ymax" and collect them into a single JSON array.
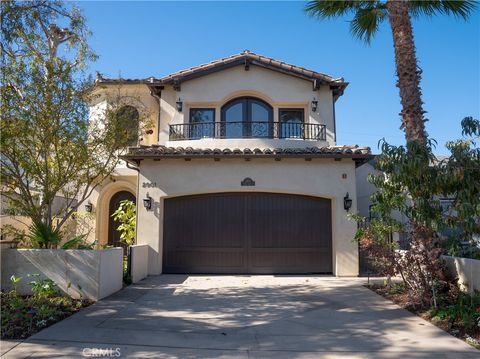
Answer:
[{"xmin": 108, "ymin": 190, "xmax": 136, "ymax": 252}]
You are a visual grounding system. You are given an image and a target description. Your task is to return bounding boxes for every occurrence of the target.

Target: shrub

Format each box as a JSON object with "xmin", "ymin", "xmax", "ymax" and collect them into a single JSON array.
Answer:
[
  {"xmin": 111, "ymin": 199, "xmax": 136, "ymax": 246},
  {"xmin": 431, "ymin": 290, "xmax": 480, "ymax": 332},
  {"xmin": 0, "ymin": 291, "xmax": 89, "ymax": 339},
  {"xmin": 28, "ymin": 274, "xmax": 58, "ymax": 298},
  {"xmin": 354, "ymin": 117, "xmax": 480, "ymax": 306}
]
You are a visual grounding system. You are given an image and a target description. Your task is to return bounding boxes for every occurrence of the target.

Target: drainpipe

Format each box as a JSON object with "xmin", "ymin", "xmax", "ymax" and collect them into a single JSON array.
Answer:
[
  {"xmin": 125, "ymin": 161, "xmax": 140, "ymax": 173},
  {"xmin": 148, "ymin": 82, "xmax": 163, "ymax": 143},
  {"xmin": 332, "ymin": 96, "xmax": 337, "ymax": 145}
]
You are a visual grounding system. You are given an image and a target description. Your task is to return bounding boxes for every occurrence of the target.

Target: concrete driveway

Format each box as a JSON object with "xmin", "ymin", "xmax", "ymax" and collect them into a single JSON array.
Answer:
[{"xmin": 2, "ymin": 275, "xmax": 478, "ymax": 358}]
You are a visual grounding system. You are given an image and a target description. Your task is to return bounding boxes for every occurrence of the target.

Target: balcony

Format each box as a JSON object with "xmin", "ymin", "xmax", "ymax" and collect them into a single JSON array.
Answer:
[{"xmin": 169, "ymin": 121, "xmax": 326, "ymax": 141}]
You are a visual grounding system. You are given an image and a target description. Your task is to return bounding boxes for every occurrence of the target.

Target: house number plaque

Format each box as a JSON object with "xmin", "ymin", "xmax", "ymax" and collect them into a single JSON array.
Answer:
[
  {"xmin": 241, "ymin": 177, "xmax": 255, "ymax": 186},
  {"xmin": 142, "ymin": 182, "xmax": 157, "ymax": 188}
]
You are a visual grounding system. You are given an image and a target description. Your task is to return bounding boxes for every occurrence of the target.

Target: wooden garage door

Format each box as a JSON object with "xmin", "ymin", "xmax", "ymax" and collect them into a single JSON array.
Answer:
[{"xmin": 163, "ymin": 192, "xmax": 332, "ymax": 274}]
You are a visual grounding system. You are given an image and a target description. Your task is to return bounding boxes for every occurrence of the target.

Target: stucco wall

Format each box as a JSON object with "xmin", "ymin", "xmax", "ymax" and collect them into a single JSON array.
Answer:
[
  {"xmin": 89, "ymin": 84, "xmax": 159, "ymax": 146},
  {"xmin": 443, "ymin": 255, "xmax": 480, "ymax": 292},
  {"xmin": 1, "ymin": 248, "xmax": 123, "ymax": 301},
  {"xmin": 159, "ymin": 65, "xmax": 336, "ymax": 148},
  {"xmin": 76, "ymin": 174, "xmax": 137, "ymax": 244},
  {"xmin": 130, "ymin": 244, "xmax": 149, "ymax": 283},
  {"xmin": 355, "ymin": 161, "xmax": 379, "ymax": 218},
  {"xmin": 355, "ymin": 161, "xmax": 408, "ymax": 227},
  {"xmin": 136, "ymin": 158, "xmax": 359, "ymax": 276}
]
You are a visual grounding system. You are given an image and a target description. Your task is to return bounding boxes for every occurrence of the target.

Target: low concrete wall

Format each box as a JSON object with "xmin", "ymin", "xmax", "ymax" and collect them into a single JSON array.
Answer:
[
  {"xmin": 1, "ymin": 248, "xmax": 123, "ymax": 301},
  {"xmin": 442, "ymin": 255, "xmax": 480, "ymax": 292},
  {"xmin": 130, "ymin": 244, "xmax": 148, "ymax": 283}
]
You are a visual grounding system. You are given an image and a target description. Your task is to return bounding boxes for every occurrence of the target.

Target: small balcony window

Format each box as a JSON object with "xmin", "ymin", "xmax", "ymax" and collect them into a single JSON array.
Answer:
[
  {"xmin": 279, "ymin": 109, "xmax": 304, "ymax": 139},
  {"xmin": 115, "ymin": 105, "xmax": 139, "ymax": 147},
  {"xmin": 189, "ymin": 109, "xmax": 215, "ymax": 139}
]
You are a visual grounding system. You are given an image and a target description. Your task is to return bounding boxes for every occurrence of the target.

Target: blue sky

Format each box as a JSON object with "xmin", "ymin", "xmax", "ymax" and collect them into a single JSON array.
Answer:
[{"xmin": 80, "ymin": 1, "xmax": 479, "ymax": 155}]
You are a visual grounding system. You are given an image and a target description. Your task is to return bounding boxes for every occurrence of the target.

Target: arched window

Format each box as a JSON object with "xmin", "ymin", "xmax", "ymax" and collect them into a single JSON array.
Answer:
[
  {"xmin": 220, "ymin": 97, "xmax": 273, "ymax": 138},
  {"xmin": 115, "ymin": 105, "xmax": 139, "ymax": 146}
]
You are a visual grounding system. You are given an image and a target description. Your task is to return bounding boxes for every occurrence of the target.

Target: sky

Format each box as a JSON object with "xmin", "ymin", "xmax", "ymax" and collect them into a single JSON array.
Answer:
[{"xmin": 79, "ymin": 1, "xmax": 480, "ymax": 155}]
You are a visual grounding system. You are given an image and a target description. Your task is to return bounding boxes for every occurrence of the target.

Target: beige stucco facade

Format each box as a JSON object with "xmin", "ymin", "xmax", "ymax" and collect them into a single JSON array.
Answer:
[
  {"xmin": 136, "ymin": 157, "xmax": 359, "ymax": 276},
  {"xmin": 159, "ymin": 65, "xmax": 336, "ymax": 147},
  {"xmin": 79, "ymin": 52, "xmax": 369, "ymax": 276}
]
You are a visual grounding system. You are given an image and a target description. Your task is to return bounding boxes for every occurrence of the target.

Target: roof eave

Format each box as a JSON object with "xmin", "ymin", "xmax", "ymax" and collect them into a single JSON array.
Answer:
[{"xmin": 121, "ymin": 152, "xmax": 374, "ymax": 166}]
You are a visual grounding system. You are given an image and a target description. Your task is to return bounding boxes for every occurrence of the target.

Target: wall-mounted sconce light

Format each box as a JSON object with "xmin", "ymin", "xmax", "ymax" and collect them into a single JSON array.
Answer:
[
  {"xmin": 143, "ymin": 193, "xmax": 152, "ymax": 211},
  {"xmin": 176, "ymin": 98, "xmax": 183, "ymax": 112},
  {"xmin": 311, "ymin": 98, "xmax": 318, "ymax": 112},
  {"xmin": 84, "ymin": 201, "xmax": 93, "ymax": 213},
  {"xmin": 344, "ymin": 192, "xmax": 353, "ymax": 211}
]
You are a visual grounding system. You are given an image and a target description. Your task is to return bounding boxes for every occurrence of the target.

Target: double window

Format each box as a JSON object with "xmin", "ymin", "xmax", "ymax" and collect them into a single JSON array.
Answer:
[{"xmin": 221, "ymin": 97, "xmax": 273, "ymax": 138}]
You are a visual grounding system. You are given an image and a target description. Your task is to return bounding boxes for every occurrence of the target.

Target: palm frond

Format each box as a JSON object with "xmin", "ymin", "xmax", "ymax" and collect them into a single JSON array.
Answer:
[
  {"xmin": 305, "ymin": 1, "xmax": 387, "ymax": 43},
  {"xmin": 409, "ymin": 0, "xmax": 478, "ymax": 20},
  {"xmin": 350, "ymin": 6, "xmax": 387, "ymax": 43},
  {"xmin": 305, "ymin": 0, "xmax": 357, "ymax": 18}
]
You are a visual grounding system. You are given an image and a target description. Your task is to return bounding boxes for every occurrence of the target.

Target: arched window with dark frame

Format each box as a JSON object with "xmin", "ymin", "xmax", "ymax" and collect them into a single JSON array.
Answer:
[
  {"xmin": 115, "ymin": 105, "xmax": 139, "ymax": 147},
  {"xmin": 220, "ymin": 97, "xmax": 273, "ymax": 138}
]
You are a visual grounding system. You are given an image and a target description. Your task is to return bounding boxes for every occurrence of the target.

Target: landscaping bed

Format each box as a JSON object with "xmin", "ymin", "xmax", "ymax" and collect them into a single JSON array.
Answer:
[
  {"xmin": 1, "ymin": 277, "xmax": 92, "ymax": 339},
  {"xmin": 367, "ymin": 283, "xmax": 480, "ymax": 349}
]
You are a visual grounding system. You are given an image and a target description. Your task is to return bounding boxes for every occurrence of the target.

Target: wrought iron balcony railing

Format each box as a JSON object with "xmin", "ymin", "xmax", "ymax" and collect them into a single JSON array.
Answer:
[{"xmin": 169, "ymin": 121, "xmax": 326, "ymax": 141}]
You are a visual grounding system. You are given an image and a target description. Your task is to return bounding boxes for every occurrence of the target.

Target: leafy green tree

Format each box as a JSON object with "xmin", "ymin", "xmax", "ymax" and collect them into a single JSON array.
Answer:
[
  {"xmin": 111, "ymin": 200, "xmax": 136, "ymax": 246},
  {"xmin": 305, "ymin": 0, "xmax": 476, "ymax": 144},
  {"xmin": 356, "ymin": 117, "xmax": 480, "ymax": 305},
  {"xmin": 1, "ymin": 1, "xmax": 147, "ymax": 247}
]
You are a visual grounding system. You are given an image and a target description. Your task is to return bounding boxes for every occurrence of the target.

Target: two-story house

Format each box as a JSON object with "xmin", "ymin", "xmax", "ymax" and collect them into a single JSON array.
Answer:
[{"xmin": 85, "ymin": 51, "xmax": 372, "ymax": 277}]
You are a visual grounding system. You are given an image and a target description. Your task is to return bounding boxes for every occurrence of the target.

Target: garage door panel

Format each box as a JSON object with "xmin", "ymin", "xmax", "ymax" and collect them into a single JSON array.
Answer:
[
  {"xmin": 163, "ymin": 192, "xmax": 332, "ymax": 274},
  {"xmin": 164, "ymin": 249, "xmax": 246, "ymax": 273},
  {"xmin": 249, "ymin": 249, "xmax": 332, "ymax": 273},
  {"xmin": 249, "ymin": 194, "xmax": 331, "ymax": 249},
  {"xmin": 164, "ymin": 194, "xmax": 245, "ymax": 249}
]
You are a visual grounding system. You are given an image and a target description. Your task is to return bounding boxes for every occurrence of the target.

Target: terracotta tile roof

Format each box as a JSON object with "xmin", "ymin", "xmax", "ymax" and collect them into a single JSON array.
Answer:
[
  {"xmin": 122, "ymin": 145, "xmax": 373, "ymax": 165},
  {"xmin": 95, "ymin": 51, "xmax": 347, "ymax": 97},
  {"xmin": 158, "ymin": 50, "xmax": 342, "ymax": 84}
]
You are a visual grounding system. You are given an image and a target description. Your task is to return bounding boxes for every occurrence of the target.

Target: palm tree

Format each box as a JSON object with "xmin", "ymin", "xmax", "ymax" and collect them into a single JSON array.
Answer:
[{"xmin": 305, "ymin": 0, "xmax": 476, "ymax": 145}]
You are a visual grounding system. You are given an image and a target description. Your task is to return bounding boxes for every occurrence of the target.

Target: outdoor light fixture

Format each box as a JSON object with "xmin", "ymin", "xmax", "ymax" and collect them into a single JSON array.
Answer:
[
  {"xmin": 344, "ymin": 192, "xmax": 353, "ymax": 211},
  {"xmin": 311, "ymin": 98, "xmax": 318, "ymax": 112},
  {"xmin": 84, "ymin": 201, "xmax": 93, "ymax": 213},
  {"xmin": 176, "ymin": 98, "xmax": 183, "ymax": 112},
  {"xmin": 143, "ymin": 193, "xmax": 152, "ymax": 211}
]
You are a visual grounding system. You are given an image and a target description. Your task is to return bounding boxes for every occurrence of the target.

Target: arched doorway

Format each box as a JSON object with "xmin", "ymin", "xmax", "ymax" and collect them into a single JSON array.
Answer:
[{"xmin": 108, "ymin": 191, "xmax": 136, "ymax": 251}]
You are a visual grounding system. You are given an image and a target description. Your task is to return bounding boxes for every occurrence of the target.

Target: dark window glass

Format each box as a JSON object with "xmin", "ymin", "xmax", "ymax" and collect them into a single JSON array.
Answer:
[
  {"xmin": 221, "ymin": 97, "xmax": 272, "ymax": 138},
  {"xmin": 116, "ymin": 105, "xmax": 139, "ymax": 147},
  {"xmin": 279, "ymin": 109, "xmax": 304, "ymax": 138},
  {"xmin": 189, "ymin": 109, "xmax": 215, "ymax": 138},
  {"xmin": 223, "ymin": 102, "xmax": 244, "ymax": 138}
]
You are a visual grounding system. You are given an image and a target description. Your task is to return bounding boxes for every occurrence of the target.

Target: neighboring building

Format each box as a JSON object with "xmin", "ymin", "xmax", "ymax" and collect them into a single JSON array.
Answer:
[
  {"xmin": 83, "ymin": 51, "xmax": 373, "ymax": 276},
  {"xmin": 355, "ymin": 159, "xmax": 409, "ymax": 249}
]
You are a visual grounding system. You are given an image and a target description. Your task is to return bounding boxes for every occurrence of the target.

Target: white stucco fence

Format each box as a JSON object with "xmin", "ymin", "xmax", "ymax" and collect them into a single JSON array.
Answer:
[
  {"xmin": 130, "ymin": 244, "xmax": 149, "ymax": 283},
  {"xmin": 0, "ymin": 248, "xmax": 123, "ymax": 301},
  {"xmin": 442, "ymin": 255, "xmax": 480, "ymax": 293}
]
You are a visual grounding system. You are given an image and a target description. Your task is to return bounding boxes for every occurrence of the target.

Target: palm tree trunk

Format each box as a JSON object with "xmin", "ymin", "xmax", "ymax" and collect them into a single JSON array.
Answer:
[{"xmin": 386, "ymin": 0, "xmax": 426, "ymax": 144}]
